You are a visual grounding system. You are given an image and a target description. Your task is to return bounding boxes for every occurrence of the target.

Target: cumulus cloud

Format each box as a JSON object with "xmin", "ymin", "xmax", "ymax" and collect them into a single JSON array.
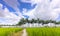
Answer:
[
  {"xmin": 22, "ymin": 0, "xmax": 60, "ymax": 20},
  {"xmin": 0, "ymin": 3, "xmax": 23, "ymax": 25},
  {"xmin": 3, "ymin": 0, "xmax": 60, "ymax": 21}
]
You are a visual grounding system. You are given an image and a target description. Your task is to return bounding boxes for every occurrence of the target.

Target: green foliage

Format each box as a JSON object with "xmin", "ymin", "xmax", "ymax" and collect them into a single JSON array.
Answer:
[
  {"xmin": 17, "ymin": 18, "xmax": 26, "ymax": 25},
  {"xmin": 55, "ymin": 21, "xmax": 60, "ymax": 24},
  {"xmin": 17, "ymin": 18, "xmax": 60, "ymax": 25}
]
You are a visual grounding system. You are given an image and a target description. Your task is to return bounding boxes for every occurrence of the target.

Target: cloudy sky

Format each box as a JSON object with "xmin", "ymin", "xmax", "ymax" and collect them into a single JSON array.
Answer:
[{"xmin": 0, "ymin": 0, "xmax": 60, "ymax": 25}]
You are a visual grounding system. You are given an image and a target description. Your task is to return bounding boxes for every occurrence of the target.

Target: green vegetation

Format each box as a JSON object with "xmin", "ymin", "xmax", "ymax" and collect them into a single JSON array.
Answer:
[
  {"xmin": 0, "ymin": 28, "xmax": 22, "ymax": 36},
  {"xmin": 27, "ymin": 27, "xmax": 60, "ymax": 36},
  {"xmin": 17, "ymin": 18, "xmax": 60, "ymax": 25}
]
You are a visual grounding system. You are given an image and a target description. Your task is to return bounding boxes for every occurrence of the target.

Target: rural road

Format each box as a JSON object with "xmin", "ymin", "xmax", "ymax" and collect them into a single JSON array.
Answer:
[{"xmin": 22, "ymin": 29, "xmax": 27, "ymax": 36}]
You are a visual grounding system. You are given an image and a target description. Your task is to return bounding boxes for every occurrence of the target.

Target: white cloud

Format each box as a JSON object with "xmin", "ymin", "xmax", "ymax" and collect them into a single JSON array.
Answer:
[
  {"xmin": 22, "ymin": 0, "xmax": 60, "ymax": 21},
  {"xmin": 0, "ymin": 0, "xmax": 60, "ymax": 25},
  {"xmin": 0, "ymin": 3, "xmax": 23, "ymax": 25}
]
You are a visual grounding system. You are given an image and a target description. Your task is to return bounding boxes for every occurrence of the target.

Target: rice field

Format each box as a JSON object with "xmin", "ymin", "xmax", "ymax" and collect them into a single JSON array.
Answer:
[
  {"xmin": 1, "ymin": 27, "xmax": 60, "ymax": 36},
  {"xmin": 26, "ymin": 27, "xmax": 60, "ymax": 36},
  {"xmin": 0, "ymin": 28, "xmax": 23, "ymax": 36}
]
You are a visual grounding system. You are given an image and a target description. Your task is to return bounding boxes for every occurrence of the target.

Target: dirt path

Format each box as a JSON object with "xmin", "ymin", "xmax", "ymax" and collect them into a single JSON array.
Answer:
[
  {"xmin": 22, "ymin": 29, "xmax": 27, "ymax": 36},
  {"xmin": 9, "ymin": 30, "xmax": 23, "ymax": 36},
  {"xmin": 9, "ymin": 29, "xmax": 27, "ymax": 36}
]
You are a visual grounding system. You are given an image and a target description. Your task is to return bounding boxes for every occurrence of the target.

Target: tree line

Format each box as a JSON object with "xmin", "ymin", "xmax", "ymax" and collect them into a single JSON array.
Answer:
[{"xmin": 17, "ymin": 18, "xmax": 60, "ymax": 25}]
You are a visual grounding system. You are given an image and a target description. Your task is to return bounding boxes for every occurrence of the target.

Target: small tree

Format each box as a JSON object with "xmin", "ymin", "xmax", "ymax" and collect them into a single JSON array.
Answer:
[
  {"xmin": 55, "ymin": 21, "xmax": 60, "ymax": 24},
  {"xmin": 17, "ymin": 18, "xmax": 25, "ymax": 25}
]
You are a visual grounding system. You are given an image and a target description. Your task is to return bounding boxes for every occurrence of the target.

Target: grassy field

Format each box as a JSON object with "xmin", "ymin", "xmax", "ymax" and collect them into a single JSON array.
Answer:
[
  {"xmin": 26, "ymin": 27, "xmax": 60, "ymax": 36},
  {"xmin": 0, "ymin": 28, "xmax": 23, "ymax": 36},
  {"xmin": 1, "ymin": 27, "xmax": 60, "ymax": 36}
]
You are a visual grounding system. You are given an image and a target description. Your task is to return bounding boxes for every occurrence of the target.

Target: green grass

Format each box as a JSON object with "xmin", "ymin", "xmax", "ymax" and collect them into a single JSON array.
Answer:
[
  {"xmin": 0, "ymin": 28, "xmax": 23, "ymax": 36},
  {"xmin": 26, "ymin": 27, "xmax": 60, "ymax": 36}
]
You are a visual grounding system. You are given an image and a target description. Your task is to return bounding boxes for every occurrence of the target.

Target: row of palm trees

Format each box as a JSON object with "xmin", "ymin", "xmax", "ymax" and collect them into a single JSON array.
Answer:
[{"xmin": 17, "ymin": 18, "xmax": 60, "ymax": 25}]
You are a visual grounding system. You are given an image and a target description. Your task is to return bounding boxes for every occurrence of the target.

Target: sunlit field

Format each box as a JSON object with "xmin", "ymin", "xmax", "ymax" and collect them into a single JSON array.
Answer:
[
  {"xmin": 0, "ymin": 28, "xmax": 23, "ymax": 36},
  {"xmin": 26, "ymin": 27, "xmax": 60, "ymax": 36}
]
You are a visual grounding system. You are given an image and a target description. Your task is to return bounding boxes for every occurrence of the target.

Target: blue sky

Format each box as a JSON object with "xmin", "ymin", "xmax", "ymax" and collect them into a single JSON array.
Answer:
[
  {"xmin": 0, "ymin": 0, "xmax": 16, "ymax": 12},
  {"xmin": 0, "ymin": 0, "xmax": 36, "ymax": 18},
  {"xmin": 0, "ymin": 0, "xmax": 36, "ymax": 12},
  {"xmin": 0, "ymin": 0, "xmax": 37, "ymax": 24},
  {"xmin": 0, "ymin": 0, "xmax": 60, "ymax": 24}
]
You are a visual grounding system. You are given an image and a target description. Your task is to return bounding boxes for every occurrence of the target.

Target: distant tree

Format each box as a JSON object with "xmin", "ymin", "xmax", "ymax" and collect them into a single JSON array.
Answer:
[
  {"xmin": 17, "ymin": 18, "xmax": 25, "ymax": 25},
  {"xmin": 17, "ymin": 18, "xmax": 59, "ymax": 25},
  {"xmin": 24, "ymin": 19, "xmax": 29, "ymax": 23},
  {"xmin": 42, "ymin": 20, "xmax": 48, "ymax": 24},
  {"xmin": 37, "ymin": 18, "xmax": 40, "ymax": 23},
  {"xmin": 30, "ymin": 19, "xmax": 34, "ymax": 24},
  {"xmin": 51, "ymin": 20, "xmax": 56, "ymax": 23},
  {"xmin": 55, "ymin": 21, "xmax": 60, "ymax": 24}
]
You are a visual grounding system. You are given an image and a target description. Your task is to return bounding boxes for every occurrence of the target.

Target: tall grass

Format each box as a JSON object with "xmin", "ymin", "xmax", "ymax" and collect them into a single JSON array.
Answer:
[
  {"xmin": 26, "ymin": 27, "xmax": 60, "ymax": 36},
  {"xmin": 0, "ymin": 28, "xmax": 23, "ymax": 36}
]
